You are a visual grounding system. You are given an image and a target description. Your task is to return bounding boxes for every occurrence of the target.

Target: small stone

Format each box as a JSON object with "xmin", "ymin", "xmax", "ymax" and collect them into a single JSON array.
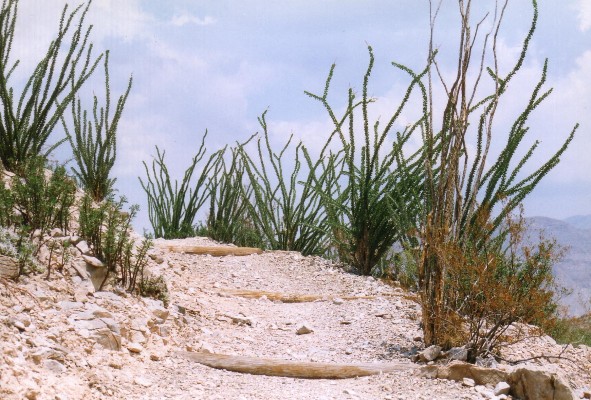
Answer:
[
  {"xmin": 127, "ymin": 342, "xmax": 143, "ymax": 353},
  {"xmin": 494, "ymin": 382, "xmax": 511, "ymax": 396},
  {"xmin": 76, "ymin": 241, "xmax": 90, "ymax": 255},
  {"xmin": 43, "ymin": 359, "xmax": 66, "ymax": 374},
  {"xmin": 149, "ymin": 253, "xmax": 164, "ymax": 264},
  {"xmin": 333, "ymin": 298, "xmax": 344, "ymax": 305},
  {"xmin": 343, "ymin": 389, "xmax": 357, "ymax": 396},
  {"xmin": 475, "ymin": 385, "xmax": 495, "ymax": 398},
  {"xmin": 419, "ymin": 345, "xmax": 442, "ymax": 362},
  {"xmin": 375, "ymin": 311, "xmax": 392, "ymax": 319},
  {"xmin": 413, "ymin": 335, "xmax": 422, "ymax": 342},
  {"xmin": 582, "ymin": 389, "xmax": 591, "ymax": 399},
  {"xmin": 447, "ymin": 346, "xmax": 468, "ymax": 362},
  {"xmin": 462, "ymin": 377, "xmax": 475, "ymax": 387},
  {"xmin": 134, "ymin": 376, "xmax": 152, "ymax": 387},
  {"xmin": 345, "ymin": 348, "xmax": 353, "ymax": 355},
  {"xmin": 296, "ymin": 324, "xmax": 314, "ymax": 335},
  {"xmin": 10, "ymin": 318, "xmax": 26, "ymax": 331},
  {"xmin": 50, "ymin": 228, "xmax": 63, "ymax": 237},
  {"xmin": 82, "ymin": 255, "xmax": 105, "ymax": 268}
]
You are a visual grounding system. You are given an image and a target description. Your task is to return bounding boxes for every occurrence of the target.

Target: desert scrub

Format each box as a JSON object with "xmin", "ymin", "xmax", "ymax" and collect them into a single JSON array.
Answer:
[
  {"xmin": 78, "ymin": 194, "xmax": 151, "ymax": 291},
  {"xmin": 10, "ymin": 157, "xmax": 76, "ymax": 234},
  {"xmin": 0, "ymin": 227, "xmax": 40, "ymax": 276},
  {"xmin": 238, "ymin": 112, "xmax": 328, "ymax": 255},
  {"xmin": 417, "ymin": 0, "xmax": 577, "ymax": 350},
  {"xmin": 140, "ymin": 132, "xmax": 223, "ymax": 239},
  {"xmin": 0, "ymin": 0, "xmax": 102, "ymax": 170},
  {"xmin": 64, "ymin": 50, "xmax": 133, "ymax": 201},
  {"xmin": 305, "ymin": 45, "xmax": 427, "ymax": 274},
  {"xmin": 139, "ymin": 274, "xmax": 169, "ymax": 307},
  {"xmin": 203, "ymin": 144, "xmax": 263, "ymax": 248}
]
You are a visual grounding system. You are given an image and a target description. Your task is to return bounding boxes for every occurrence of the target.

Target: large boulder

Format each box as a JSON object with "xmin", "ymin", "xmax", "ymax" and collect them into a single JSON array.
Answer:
[{"xmin": 418, "ymin": 361, "xmax": 576, "ymax": 400}]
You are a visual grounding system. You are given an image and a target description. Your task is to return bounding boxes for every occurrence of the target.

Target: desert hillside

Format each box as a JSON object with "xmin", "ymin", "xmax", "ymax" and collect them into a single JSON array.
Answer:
[{"xmin": 1, "ymin": 235, "xmax": 590, "ymax": 400}]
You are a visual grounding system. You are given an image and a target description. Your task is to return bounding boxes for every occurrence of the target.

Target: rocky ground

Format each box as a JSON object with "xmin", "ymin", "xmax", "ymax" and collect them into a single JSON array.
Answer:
[{"xmin": 1, "ymin": 236, "xmax": 590, "ymax": 399}]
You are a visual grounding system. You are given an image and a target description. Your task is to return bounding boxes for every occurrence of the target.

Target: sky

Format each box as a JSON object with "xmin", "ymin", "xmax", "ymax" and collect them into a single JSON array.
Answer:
[{"xmin": 8, "ymin": 0, "xmax": 591, "ymax": 232}]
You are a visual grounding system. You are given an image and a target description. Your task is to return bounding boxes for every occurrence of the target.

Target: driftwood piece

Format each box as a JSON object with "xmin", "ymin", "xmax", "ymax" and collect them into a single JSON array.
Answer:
[
  {"xmin": 217, "ymin": 288, "xmax": 377, "ymax": 303},
  {"xmin": 0, "ymin": 254, "xmax": 18, "ymax": 279},
  {"xmin": 177, "ymin": 351, "xmax": 415, "ymax": 379},
  {"xmin": 162, "ymin": 245, "xmax": 263, "ymax": 257}
]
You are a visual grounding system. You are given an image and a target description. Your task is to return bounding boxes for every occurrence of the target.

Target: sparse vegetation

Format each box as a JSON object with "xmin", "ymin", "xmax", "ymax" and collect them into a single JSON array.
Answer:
[
  {"xmin": 140, "ymin": 133, "xmax": 222, "ymax": 239},
  {"xmin": 305, "ymin": 46, "xmax": 426, "ymax": 274},
  {"xmin": 0, "ymin": 0, "xmax": 583, "ymax": 368},
  {"xmin": 0, "ymin": 0, "xmax": 102, "ymax": 171},
  {"xmin": 64, "ymin": 50, "xmax": 133, "ymax": 202},
  {"xmin": 415, "ymin": 0, "xmax": 577, "ymax": 356},
  {"xmin": 239, "ymin": 112, "xmax": 327, "ymax": 255},
  {"xmin": 9, "ymin": 157, "xmax": 76, "ymax": 234}
]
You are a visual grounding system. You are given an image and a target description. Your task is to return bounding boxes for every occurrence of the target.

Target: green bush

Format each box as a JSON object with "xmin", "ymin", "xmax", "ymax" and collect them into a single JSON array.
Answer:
[
  {"xmin": 550, "ymin": 313, "xmax": 591, "ymax": 347},
  {"xmin": 78, "ymin": 194, "xmax": 151, "ymax": 291},
  {"xmin": 10, "ymin": 157, "xmax": 76, "ymax": 234},
  {"xmin": 139, "ymin": 274, "xmax": 169, "ymax": 307}
]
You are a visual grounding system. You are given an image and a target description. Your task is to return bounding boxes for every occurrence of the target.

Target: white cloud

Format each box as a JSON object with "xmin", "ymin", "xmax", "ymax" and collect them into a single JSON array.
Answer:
[
  {"xmin": 577, "ymin": 0, "xmax": 591, "ymax": 31},
  {"xmin": 171, "ymin": 13, "xmax": 216, "ymax": 27}
]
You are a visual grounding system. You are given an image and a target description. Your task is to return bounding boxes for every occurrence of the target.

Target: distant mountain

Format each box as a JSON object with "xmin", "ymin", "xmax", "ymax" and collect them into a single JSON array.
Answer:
[
  {"xmin": 563, "ymin": 215, "xmax": 591, "ymax": 231},
  {"xmin": 526, "ymin": 216, "xmax": 591, "ymax": 316}
]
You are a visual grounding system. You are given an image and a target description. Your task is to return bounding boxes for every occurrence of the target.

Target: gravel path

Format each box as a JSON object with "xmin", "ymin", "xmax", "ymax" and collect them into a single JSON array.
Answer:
[{"xmin": 1, "ymin": 236, "xmax": 589, "ymax": 399}]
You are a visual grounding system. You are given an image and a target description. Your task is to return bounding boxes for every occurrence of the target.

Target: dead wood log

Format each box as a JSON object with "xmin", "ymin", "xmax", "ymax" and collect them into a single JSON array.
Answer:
[
  {"xmin": 177, "ymin": 351, "xmax": 415, "ymax": 379},
  {"xmin": 216, "ymin": 288, "xmax": 377, "ymax": 303},
  {"xmin": 0, "ymin": 254, "xmax": 18, "ymax": 279},
  {"xmin": 162, "ymin": 245, "xmax": 263, "ymax": 257}
]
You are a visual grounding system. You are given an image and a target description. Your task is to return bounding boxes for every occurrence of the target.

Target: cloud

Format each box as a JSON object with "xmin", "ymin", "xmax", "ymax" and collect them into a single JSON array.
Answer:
[
  {"xmin": 577, "ymin": 0, "xmax": 591, "ymax": 31},
  {"xmin": 171, "ymin": 13, "xmax": 216, "ymax": 27}
]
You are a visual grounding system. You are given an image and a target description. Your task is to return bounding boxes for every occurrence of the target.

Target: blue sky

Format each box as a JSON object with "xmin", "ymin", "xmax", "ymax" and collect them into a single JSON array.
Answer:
[{"xmin": 11, "ymin": 0, "xmax": 591, "ymax": 232}]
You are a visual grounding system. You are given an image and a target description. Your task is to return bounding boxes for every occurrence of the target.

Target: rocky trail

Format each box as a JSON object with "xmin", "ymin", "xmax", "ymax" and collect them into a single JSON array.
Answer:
[{"xmin": 1, "ymin": 236, "xmax": 590, "ymax": 399}]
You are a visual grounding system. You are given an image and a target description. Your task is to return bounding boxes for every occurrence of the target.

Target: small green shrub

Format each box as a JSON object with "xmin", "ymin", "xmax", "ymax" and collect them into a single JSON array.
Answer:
[
  {"xmin": 139, "ymin": 274, "xmax": 169, "ymax": 307},
  {"xmin": 78, "ymin": 194, "xmax": 150, "ymax": 291},
  {"xmin": 550, "ymin": 314, "xmax": 591, "ymax": 347},
  {"xmin": 11, "ymin": 157, "xmax": 76, "ymax": 234}
]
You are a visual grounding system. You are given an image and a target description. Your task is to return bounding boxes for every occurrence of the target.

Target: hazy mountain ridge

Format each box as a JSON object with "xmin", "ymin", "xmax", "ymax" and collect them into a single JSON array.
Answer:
[{"xmin": 526, "ymin": 215, "xmax": 591, "ymax": 316}]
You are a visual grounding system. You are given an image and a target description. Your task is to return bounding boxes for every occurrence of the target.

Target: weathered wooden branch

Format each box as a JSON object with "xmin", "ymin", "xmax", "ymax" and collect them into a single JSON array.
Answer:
[
  {"xmin": 216, "ymin": 288, "xmax": 377, "ymax": 303},
  {"xmin": 161, "ymin": 245, "xmax": 263, "ymax": 257},
  {"xmin": 0, "ymin": 254, "xmax": 18, "ymax": 279},
  {"xmin": 177, "ymin": 351, "xmax": 415, "ymax": 379}
]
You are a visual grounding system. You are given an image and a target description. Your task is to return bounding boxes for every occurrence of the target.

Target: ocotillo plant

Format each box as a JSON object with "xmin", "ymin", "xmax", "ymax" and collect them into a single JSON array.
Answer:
[
  {"xmin": 0, "ymin": 0, "xmax": 102, "ymax": 170},
  {"xmin": 204, "ymin": 143, "xmax": 262, "ymax": 248},
  {"xmin": 64, "ymin": 50, "xmax": 133, "ymax": 201},
  {"xmin": 239, "ymin": 111, "xmax": 328, "ymax": 256},
  {"xmin": 418, "ymin": 0, "xmax": 578, "ymax": 353},
  {"xmin": 305, "ymin": 46, "xmax": 428, "ymax": 274},
  {"xmin": 140, "ymin": 132, "xmax": 222, "ymax": 239}
]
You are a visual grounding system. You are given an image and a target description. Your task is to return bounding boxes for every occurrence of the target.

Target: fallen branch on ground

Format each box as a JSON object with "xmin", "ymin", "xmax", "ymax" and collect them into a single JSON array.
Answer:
[
  {"xmin": 176, "ymin": 351, "xmax": 414, "ymax": 379},
  {"xmin": 216, "ymin": 288, "xmax": 380, "ymax": 303},
  {"xmin": 161, "ymin": 245, "xmax": 263, "ymax": 256}
]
